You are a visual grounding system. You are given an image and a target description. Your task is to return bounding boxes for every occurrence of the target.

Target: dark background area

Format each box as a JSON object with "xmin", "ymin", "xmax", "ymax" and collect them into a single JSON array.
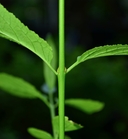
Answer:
[{"xmin": 0, "ymin": 0, "xmax": 128, "ymax": 139}]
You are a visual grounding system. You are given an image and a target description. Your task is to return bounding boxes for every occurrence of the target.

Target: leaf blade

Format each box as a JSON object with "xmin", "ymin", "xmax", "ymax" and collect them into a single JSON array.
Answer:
[
  {"xmin": 65, "ymin": 99, "xmax": 104, "ymax": 114},
  {"xmin": 0, "ymin": 4, "xmax": 55, "ymax": 73},
  {"xmin": 52, "ymin": 116, "xmax": 83, "ymax": 133},
  {"xmin": 28, "ymin": 127, "xmax": 53, "ymax": 139},
  {"xmin": 0, "ymin": 73, "xmax": 49, "ymax": 106},
  {"xmin": 77, "ymin": 45, "xmax": 128, "ymax": 62},
  {"xmin": 67, "ymin": 44, "xmax": 128, "ymax": 73},
  {"xmin": 43, "ymin": 34, "xmax": 57, "ymax": 92}
]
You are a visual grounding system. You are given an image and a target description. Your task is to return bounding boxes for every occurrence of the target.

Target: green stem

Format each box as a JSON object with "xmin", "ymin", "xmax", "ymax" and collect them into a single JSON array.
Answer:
[
  {"xmin": 58, "ymin": 0, "xmax": 65, "ymax": 139},
  {"xmin": 49, "ymin": 93, "xmax": 57, "ymax": 139}
]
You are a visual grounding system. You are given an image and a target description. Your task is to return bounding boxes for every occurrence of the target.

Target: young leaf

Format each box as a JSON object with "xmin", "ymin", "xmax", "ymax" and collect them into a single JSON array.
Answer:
[
  {"xmin": 28, "ymin": 127, "xmax": 53, "ymax": 139},
  {"xmin": 67, "ymin": 44, "xmax": 128, "ymax": 73},
  {"xmin": 0, "ymin": 73, "xmax": 49, "ymax": 106},
  {"xmin": 52, "ymin": 116, "xmax": 83, "ymax": 134},
  {"xmin": 43, "ymin": 34, "xmax": 57, "ymax": 92},
  {"xmin": 65, "ymin": 99, "xmax": 104, "ymax": 114},
  {"xmin": 0, "ymin": 4, "xmax": 56, "ymax": 74}
]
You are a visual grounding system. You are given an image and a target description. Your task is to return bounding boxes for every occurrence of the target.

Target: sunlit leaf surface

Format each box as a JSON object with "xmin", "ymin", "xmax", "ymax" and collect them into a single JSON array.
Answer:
[
  {"xmin": 0, "ymin": 4, "xmax": 53, "ymax": 68},
  {"xmin": 67, "ymin": 44, "xmax": 128, "ymax": 72},
  {"xmin": 65, "ymin": 99, "xmax": 104, "ymax": 114},
  {"xmin": 28, "ymin": 127, "xmax": 53, "ymax": 139},
  {"xmin": 0, "ymin": 73, "xmax": 48, "ymax": 106}
]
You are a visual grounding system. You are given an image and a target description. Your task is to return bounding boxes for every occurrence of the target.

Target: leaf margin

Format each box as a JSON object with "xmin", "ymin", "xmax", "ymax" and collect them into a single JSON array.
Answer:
[
  {"xmin": 67, "ymin": 44, "xmax": 128, "ymax": 73},
  {"xmin": 0, "ymin": 4, "xmax": 57, "ymax": 75},
  {"xmin": 65, "ymin": 98, "xmax": 105, "ymax": 114},
  {"xmin": 28, "ymin": 127, "xmax": 53, "ymax": 139},
  {"xmin": 0, "ymin": 73, "xmax": 49, "ymax": 107}
]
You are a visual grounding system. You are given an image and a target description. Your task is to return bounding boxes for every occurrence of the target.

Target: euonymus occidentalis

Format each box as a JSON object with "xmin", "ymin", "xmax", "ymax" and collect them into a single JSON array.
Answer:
[{"xmin": 0, "ymin": 1, "xmax": 128, "ymax": 139}]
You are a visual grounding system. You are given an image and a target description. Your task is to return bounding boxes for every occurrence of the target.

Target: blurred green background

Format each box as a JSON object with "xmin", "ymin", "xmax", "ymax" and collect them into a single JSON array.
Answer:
[{"xmin": 1, "ymin": 0, "xmax": 128, "ymax": 139}]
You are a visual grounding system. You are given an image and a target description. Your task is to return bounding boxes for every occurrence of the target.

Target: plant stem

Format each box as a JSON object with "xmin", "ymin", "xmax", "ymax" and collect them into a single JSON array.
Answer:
[
  {"xmin": 49, "ymin": 92, "xmax": 57, "ymax": 139},
  {"xmin": 58, "ymin": 0, "xmax": 65, "ymax": 139}
]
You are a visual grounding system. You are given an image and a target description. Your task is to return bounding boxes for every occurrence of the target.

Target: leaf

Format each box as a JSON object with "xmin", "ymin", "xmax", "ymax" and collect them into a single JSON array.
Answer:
[
  {"xmin": 43, "ymin": 34, "xmax": 57, "ymax": 92},
  {"xmin": 28, "ymin": 127, "xmax": 53, "ymax": 139},
  {"xmin": 65, "ymin": 99, "xmax": 104, "ymax": 114},
  {"xmin": 0, "ymin": 4, "xmax": 56, "ymax": 73},
  {"xmin": 0, "ymin": 73, "xmax": 49, "ymax": 106},
  {"xmin": 52, "ymin": 116, "xmax": 83, "ymax": 134},
  {"xmin": 67, "ymin": 44, "xmax": 128, "ymax": 73}
]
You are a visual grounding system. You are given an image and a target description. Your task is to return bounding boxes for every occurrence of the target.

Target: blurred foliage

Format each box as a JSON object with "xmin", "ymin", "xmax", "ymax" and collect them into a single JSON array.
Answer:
[{"xmin": 1, "ymin": 0, "xmax": 128, "ymax": 139}]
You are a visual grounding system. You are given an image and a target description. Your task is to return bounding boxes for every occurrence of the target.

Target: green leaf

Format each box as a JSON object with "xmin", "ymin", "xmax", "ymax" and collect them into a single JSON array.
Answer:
[
  {"xmin": 52, "ymin": 116, "xmax": 83, "ymax": 134},
  {"xmin": 65, "ymin": 99, "xmax": 104, "ymax": 114},
  {"xmin": 0, "ymin": 4, "xmax": 56, "ymax": 74},
  {"xmin": 28, "ymin": 127, "xmax": 53, "ymax": 139},
  {"xmin": 0, "ymin": 73, "xmax": 49, "ymax": 106},
  {"xmin": 67, "ymin": 44, "xmax": 128, "ymax": 73},
  {"xmin": 43, "ymin": 34, "xmax": 57, "ymax": 92}
]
